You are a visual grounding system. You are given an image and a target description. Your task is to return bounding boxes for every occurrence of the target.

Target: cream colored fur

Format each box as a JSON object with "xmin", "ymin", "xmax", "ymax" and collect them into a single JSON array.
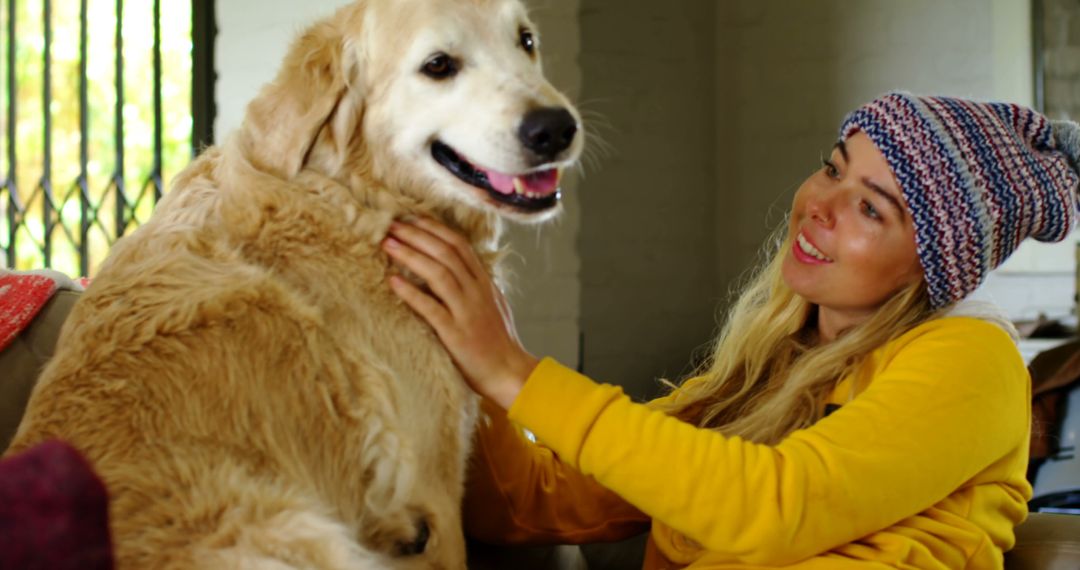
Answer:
[{"xmin": 7, "ymin": 0, "xmax": 580, "ymax": 568}]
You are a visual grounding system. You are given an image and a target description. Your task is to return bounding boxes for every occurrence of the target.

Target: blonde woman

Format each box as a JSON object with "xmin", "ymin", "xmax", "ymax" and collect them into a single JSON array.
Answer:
[{"xmin": 382, "ymin": 93, "xmax": 1080, "ymax": 569}]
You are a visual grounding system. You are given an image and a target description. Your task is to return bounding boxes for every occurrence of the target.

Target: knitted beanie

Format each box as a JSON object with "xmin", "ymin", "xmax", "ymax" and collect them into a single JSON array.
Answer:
[{"xmin": 839, "ymin": 92, "xmax": 1080, "ymax": 308}]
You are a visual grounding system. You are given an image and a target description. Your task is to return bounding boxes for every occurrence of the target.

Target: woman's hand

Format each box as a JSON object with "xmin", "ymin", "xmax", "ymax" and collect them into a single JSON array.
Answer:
[{"xmin": 382, "ymin": 218, "xmax": 539, "ymax": 409}]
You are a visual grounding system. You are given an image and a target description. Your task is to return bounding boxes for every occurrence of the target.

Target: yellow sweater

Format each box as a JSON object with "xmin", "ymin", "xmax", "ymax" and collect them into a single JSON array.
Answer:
[{"xmin": 464, "ymin": 317, "xmax": 1032, "ymax": 569}]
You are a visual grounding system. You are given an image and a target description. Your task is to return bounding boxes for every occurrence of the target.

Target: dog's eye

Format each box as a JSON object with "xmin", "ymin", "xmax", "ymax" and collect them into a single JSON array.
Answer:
[
  {"xmin": 519, "ymin": 28, "xmax": 535, "ymax": 55},
  {"xmin": 421, "ymin": 53, "xmax": 459, "ymax": 80}
]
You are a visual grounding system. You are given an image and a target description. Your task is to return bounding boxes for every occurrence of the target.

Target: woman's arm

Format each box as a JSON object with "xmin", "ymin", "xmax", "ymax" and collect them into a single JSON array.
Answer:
[
  {"xmin": 465, "ymin": 398, "xmax": 649, "ymax": 545},
  {"xmin": 382, "ymin": 218, "xmax": 535, "ymax": 408},
  {"xmin": 381, "ymin": 219, "xmax": 1029, "ymax": 565},
  {"xmin": 508, "ymin": 318, "xmax": 1029, "ymax": 565}
]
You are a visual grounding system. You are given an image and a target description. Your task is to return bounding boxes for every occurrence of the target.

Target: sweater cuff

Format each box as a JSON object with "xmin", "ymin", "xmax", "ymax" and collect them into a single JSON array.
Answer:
[{"xmin": 507, "ymin": 357, "xmax": 626, "ymax": 468}]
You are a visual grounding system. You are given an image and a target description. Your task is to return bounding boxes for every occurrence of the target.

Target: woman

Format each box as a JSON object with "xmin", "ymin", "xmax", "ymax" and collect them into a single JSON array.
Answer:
[{"xmin": 381, "ymin": 93, "xmax": 1080, "ymax": 568}]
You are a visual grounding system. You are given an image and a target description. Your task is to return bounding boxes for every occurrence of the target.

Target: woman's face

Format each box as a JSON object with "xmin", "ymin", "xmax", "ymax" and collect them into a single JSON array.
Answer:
[{"xmin": 781, "ymin": 131, "xmax": 923, "ymax": 336}]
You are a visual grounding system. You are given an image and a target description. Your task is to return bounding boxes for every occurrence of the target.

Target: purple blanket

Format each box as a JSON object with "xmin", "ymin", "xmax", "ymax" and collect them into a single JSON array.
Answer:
[{"xmin": 0, "ymin": 440, "xmax": 114, "ymax": 569}]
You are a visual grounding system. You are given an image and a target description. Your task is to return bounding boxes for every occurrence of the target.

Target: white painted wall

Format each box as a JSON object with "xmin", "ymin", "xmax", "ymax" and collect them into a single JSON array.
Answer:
[
  {"xmin": 215, "ymin": 0, "xmax": 585, "ymax": 368},
  {"xmin": 216, "ymin": 0, "xmax": 350, "ymax": 139}
]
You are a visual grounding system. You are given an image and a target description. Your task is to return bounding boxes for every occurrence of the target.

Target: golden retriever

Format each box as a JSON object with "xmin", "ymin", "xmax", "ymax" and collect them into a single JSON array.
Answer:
[{"xmin": 6, "ymin": 0, "xmax": 582, "ymax": 567}]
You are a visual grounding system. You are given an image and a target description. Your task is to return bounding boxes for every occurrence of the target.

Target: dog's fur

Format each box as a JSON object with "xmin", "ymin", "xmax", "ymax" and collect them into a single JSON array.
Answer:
[{"xmin": 7, "ymin": 0, "xmax": 581, "ymax": 567}]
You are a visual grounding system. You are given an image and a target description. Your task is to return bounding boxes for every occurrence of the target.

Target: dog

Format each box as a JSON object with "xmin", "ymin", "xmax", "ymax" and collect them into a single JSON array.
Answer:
[{"xmin": 6, "ymin": 0, "xmax": 582, "ymax": 567}]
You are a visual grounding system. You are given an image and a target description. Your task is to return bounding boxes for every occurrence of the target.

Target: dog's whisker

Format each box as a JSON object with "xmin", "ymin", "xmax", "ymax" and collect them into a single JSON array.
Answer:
[
  {"xmin": 574, "ymin": 97, "xmax": 617, "ymax": 109},
  {"xmin": 579, "ymin": 110, "xmax": 616, "ymax": 130},
  {"xmin": 584, "ymin": 133, "xmax": 615, "ymax": 157},
  {"xmin": 576, "ymin": 131, "xmax": 615, "ymax": 175}
]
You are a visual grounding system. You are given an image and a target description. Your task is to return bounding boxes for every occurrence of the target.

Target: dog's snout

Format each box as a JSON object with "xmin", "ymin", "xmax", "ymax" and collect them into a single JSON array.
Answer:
[{"xmin": 518, "ymin": 107, "xmax": 578, "ymax": 160}]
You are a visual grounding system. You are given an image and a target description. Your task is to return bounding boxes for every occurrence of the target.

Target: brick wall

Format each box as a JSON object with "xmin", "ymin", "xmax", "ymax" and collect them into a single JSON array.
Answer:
[{"xmin": 1043, "ymin": 0, "xmax": 1080, "ymax": 119}]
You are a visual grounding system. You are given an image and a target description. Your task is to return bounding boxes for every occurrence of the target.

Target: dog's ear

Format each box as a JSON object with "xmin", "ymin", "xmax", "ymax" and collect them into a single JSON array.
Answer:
[{"xmin": 239, "ymin": 18, "xmax": 359, "ymax": 179}]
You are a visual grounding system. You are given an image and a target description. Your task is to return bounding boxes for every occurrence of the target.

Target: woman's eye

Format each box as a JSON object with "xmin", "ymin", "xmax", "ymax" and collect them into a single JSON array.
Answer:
[
  {"xmin": 421, "ymin": 53, "xmax": 459, "ymax": 80},
  {"xmin": 861, "ymin": 200, "xmax": 881, "ymax": 220},
  {"xmin": 520, "ymin": 28, "xmax": 536, "ymax": 54},
  {"xmin": 820, "ymin": 156, "xmax": 840, "ymax": 179}
]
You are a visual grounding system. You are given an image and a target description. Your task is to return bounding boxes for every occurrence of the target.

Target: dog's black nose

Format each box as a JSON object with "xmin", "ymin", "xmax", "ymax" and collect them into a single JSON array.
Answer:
[{"xmin": 518, "ymin": 107, "xmax": 578, "ymax": 160}]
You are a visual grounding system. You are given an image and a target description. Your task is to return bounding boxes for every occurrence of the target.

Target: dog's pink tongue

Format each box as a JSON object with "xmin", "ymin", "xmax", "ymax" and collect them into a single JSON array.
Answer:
[
  {"xmin": 486, "ymin": 171, "xmax": 516, "ymax": 195},
  {"xmin": 485, "ymin": 169, "xmax": 561, "ymax": 196},
  {"xmin": 520, "ymin": 169, "xmax": 560, "ymax": 196}
]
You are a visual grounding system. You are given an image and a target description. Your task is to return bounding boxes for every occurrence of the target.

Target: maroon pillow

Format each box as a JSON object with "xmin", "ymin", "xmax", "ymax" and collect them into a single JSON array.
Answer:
[{"xmin": 0, "ymin": 440, "xmax": 114, "ymax": 569}]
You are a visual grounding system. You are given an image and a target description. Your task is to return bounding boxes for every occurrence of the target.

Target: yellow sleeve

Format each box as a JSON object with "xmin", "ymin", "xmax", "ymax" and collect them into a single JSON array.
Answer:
[
  {"xmin": 463, "ymin": 397, "xmax": 650, "ymax": 545},
  {"xmin": 507, "ymin": 318, "xmax": 1030, "ymax": 565}
]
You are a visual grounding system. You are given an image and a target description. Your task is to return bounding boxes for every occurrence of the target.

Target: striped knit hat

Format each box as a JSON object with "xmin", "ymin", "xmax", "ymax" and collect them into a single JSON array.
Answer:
[{"xmin": 840, "ymin": 92, "xmax": 1080, "ymax": 308}]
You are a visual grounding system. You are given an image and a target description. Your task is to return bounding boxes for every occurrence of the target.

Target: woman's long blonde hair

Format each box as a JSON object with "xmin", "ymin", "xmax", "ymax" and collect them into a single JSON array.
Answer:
[{"xmin": 651, "ymin": 227, "xmax": 936, "ymax": 445}]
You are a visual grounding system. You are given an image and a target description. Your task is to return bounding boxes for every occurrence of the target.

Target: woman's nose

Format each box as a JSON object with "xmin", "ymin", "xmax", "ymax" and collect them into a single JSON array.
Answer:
[{"xmin": 805, "ymin": 190, "xmax": 835, "ymax": 227}]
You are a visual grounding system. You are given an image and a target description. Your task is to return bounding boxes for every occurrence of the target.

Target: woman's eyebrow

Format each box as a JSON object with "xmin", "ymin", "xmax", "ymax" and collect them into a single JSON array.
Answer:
[
  {"xmin": 835, "ymin": 139, "xmax": 906, "ymax": 219},
  {"xmin": 833, "ymin": 140, "xmax": 848, "ymax": 162},
  {"xmin": 863, "ymin": 178, "xmax": 907, "ymax": 220}
]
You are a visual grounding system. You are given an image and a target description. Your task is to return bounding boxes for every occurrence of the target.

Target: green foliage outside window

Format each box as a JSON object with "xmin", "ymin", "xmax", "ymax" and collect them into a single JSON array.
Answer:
[{"xmin": 1, "ymin": 0, "xmax": 193, "ymax": 275}]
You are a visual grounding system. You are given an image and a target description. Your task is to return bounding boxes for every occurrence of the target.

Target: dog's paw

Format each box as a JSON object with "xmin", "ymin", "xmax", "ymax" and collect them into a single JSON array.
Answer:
[
  {"xmin": 363, "ymin": 507, "xmax": 437, "ymax": 560},
  {"xmin": 394, "ymin": 517, "xmax": 430, "ymax": 556}
]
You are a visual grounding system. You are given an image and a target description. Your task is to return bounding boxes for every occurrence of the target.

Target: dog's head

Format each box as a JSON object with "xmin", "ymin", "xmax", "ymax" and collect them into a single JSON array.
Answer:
[{"xmin": 239, "ymin": 0, "xmax": 582, "ymax": 224}]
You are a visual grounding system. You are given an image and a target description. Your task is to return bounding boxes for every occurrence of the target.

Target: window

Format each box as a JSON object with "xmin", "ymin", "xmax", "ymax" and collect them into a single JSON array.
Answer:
[{"xmin": 0, "ymin": 0, "xmax": 215, "ymax": 276}]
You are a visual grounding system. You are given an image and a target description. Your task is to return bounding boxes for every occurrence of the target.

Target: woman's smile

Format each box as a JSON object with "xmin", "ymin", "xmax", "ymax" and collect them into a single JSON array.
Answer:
[{"xmin": 793, "ymin": 231, "xmax": 833, "ymax": 264}]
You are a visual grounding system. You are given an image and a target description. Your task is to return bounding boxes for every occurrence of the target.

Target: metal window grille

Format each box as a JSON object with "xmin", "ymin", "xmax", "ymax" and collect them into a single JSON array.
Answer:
[{"xmin": 1, "ymin": 0, "xmax": 215, "ymax": 276}]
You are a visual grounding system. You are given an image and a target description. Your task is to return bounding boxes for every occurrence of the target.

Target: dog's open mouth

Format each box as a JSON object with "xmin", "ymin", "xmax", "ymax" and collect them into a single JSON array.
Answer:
[{"xmin": 431, "ymin": 141, "xmax": 561, "ymax": 212}]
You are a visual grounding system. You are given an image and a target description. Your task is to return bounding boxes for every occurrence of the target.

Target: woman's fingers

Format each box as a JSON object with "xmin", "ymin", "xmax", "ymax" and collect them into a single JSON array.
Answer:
[
  {"xmin": 389, "ymin": 220, "xmax": 479, "ymax": 285},
  {"xmin": 411, "ymin": 217, "xmax": 489, "ymax": 282},
  {"xmin": 491, "ymin": 282, "xmax": 519, "ymax": 336},
  {"xmin": 383, "ymin": 220, "xmax": 535, "ymax": 409},
  {"xmin": 382, "ymin": 236, "xmax": 466, "ymax": 311},
  {"xmin": 388, "ymin": 275, "xmax": 457, "ymax": 340}
]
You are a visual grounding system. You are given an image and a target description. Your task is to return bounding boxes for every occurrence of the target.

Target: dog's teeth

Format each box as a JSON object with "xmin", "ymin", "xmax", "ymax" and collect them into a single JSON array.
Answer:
[{"xmin": 512, "ymin": 178, "xmax": 525, "ymax": 195}]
